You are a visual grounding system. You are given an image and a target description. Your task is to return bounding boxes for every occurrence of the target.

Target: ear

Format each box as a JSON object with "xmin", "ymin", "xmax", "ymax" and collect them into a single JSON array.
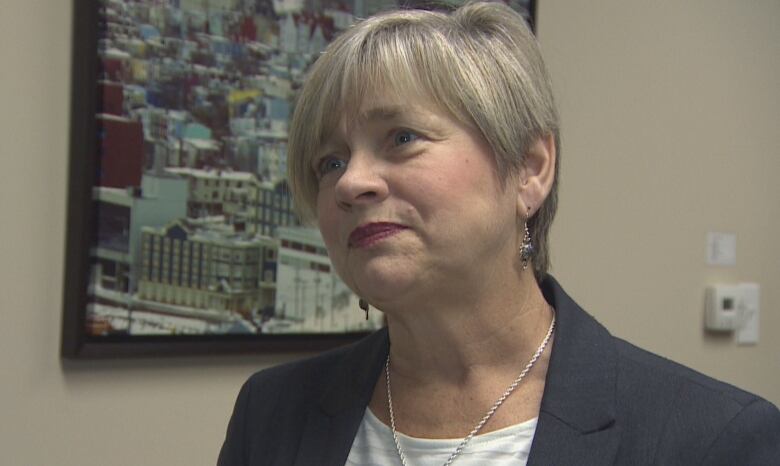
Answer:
[{"xmin": 516, "ymin": 133, "xmax": 556, "ymax": 218}]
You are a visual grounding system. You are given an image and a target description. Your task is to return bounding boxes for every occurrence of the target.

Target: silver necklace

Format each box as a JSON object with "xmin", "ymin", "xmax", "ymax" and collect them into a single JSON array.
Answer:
[{"xmin": 385, "ymin": 310, "xmax": 556, "ymax": 466}]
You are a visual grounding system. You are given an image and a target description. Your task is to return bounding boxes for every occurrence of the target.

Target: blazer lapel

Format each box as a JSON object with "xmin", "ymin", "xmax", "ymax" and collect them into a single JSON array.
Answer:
[
  {"xmin": 529, "ymin": 413, "xmax": 621, "ymax": 465},
  {"xmin": 528, "ymin": 277, "xmax": 621, "ymax": 465},
  {"xmin": 294, "ymin": 329, "xmax": 389, "ymax": 466}
]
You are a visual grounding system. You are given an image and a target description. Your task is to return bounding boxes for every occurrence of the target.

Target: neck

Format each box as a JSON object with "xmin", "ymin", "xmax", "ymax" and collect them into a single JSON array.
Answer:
[{"xmin": 383, "ymin": 269, "xmax": 553, "ymax": 385}]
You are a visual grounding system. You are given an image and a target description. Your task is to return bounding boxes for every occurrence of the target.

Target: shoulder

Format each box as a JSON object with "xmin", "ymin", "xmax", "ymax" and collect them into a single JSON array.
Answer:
[
  {"xmin": 218, "ymin": 329, "xmax": 388, "ymax": 466},
  {"xmin": 614, "ymin": 337, "xmax": 761, "ymax": 408},
  {"xmin": 540, "ymin": 276, "xmax": 778, "ymax": 463},
  {"xmin": 612, "ymin": 338, "xmax": 780, "ymax": 464},
  {"xmin": 241, "ymin": 327, "xmax": 389, "ymax": 404}
]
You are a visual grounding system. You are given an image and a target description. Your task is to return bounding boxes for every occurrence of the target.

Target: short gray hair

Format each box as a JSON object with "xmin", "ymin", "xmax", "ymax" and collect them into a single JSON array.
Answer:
[{"xmin": 288, "ymin": 1, "xmax": 560, "ymax": 279}]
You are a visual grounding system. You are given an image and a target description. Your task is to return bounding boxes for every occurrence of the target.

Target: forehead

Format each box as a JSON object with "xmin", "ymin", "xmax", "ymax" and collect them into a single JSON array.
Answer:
[
  {"xmin": 350, "ymin": 85, "xmax": 421, "ymax": 116},
  {"xmin": 351, "ymin": 93, "xmax": 433, "ymax": 127},
  {"xmin": 324, "ymin": 90, "xmax": 454, "ymax": 142}
]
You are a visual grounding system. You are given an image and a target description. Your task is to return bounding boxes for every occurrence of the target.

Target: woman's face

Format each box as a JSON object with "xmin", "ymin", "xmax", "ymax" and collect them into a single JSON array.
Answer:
[{"xmin": 313, "ymin": 93, "xmax": 522, "ymax": 307}]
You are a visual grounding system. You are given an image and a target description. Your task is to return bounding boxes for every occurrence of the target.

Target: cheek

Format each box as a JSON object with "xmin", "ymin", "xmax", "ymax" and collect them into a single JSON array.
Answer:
[
  {"xmin": 418, "ymin": 164, "xmax": 509, "ymax": 231},
  {"xmin": 316, "ymin": 197, "xmax": 347, "ymax": 256},
  {"xmin": 414, "ymin": 162, "xmax": 487, "ymax": 208},
  {"xmin": 315, "ymin": 209, "xmax": 354, "ymax": 286},
  {"xmin": 316, "ymin": 211, "xmax": 339, "ymax": 247}
]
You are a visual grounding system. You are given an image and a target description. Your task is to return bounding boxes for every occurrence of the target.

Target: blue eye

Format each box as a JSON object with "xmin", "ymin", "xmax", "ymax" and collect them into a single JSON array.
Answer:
[
  {"xmin": 393, "ymin": 130, "xmax": 418, "ymax": 146},
  {"xmin": 316, "ymin": 156, "xmax": 347, "ymax": 178}
]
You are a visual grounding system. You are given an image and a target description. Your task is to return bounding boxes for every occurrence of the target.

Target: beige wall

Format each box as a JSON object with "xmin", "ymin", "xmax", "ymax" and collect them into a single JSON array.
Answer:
[
  {"xmin": 1, "ymin": 0, "xmax": 777, "ymax": 464},
  {"xmin": 538, "ymin": 0, "xmax": 780, "ymax": 402}
]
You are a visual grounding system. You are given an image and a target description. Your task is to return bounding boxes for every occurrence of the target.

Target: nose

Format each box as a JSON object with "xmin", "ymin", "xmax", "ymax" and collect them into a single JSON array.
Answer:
[{"xmin": 333, "ymin": 151, "xmax": 389, "ymax": 210}]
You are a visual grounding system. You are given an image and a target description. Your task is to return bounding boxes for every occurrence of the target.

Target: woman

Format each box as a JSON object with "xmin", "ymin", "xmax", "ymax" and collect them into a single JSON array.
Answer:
[{"xmin": 219, "ymin": 3, "xmax": 779, "ymax": 465}]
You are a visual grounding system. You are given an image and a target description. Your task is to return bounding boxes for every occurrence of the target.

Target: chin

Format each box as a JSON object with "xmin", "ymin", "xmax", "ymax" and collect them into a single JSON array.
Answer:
[{"xmin": 350, "ymin": 262, "xmax": 419, "ymax": 306}]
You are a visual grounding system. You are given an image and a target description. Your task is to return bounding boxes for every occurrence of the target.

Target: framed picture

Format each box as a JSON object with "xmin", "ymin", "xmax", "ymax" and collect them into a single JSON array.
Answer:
[{"xmin": 61, "ymin": 0, "xmax": 536, "ymax": 358}]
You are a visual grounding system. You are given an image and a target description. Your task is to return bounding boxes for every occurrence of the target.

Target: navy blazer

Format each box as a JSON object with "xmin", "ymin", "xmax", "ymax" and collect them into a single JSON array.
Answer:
[{"xmin": 218, "ymin": 276, "xmax": 780, "ymax": 465}]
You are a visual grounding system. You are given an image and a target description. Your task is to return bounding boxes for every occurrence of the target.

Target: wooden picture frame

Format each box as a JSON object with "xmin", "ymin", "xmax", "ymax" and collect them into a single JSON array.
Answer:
[{"xmin": 61, "ymin": 0, "xmax": 536, "ymax": 358}]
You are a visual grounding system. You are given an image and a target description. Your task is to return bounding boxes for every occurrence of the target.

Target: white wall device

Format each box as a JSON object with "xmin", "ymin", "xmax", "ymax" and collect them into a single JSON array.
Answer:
[
  {"xmin": 705, "ymin": 284, "xmax": 740, "ymax": 331},
  {"xmin": 704, "ymin": 283, "xmax": 760, "ymax": 344}
]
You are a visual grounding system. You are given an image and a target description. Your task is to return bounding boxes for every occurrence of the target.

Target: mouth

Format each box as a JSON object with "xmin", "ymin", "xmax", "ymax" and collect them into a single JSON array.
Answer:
[{"xmin": 348, "ymin": 222, "xmax": 408, "ymax": 248}]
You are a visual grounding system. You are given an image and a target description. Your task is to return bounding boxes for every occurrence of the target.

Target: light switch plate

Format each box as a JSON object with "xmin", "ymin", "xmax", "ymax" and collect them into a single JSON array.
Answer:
[
  {"xmin": 736, "ymin": 283, "xmax": 759, "ymax": 345},
  {"xmin": 706, "ymin": 232, "xmax": 736, "ymax": 266}
]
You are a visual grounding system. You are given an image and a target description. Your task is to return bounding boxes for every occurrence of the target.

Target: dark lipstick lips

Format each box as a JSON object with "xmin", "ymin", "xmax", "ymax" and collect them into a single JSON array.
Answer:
[{"xmin": 348, "ymin": 222, "xmax": 407, "ymax": 248}]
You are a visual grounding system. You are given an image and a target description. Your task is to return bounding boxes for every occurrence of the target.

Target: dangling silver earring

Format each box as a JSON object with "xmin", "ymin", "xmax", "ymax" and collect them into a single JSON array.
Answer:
[
  {"xmin": 359, "ymin": 298, "xmax": 369, "ymax": 320},
  {"xmin": 520, "ymin": 207, "xmax": 534, "ymax": 271}
]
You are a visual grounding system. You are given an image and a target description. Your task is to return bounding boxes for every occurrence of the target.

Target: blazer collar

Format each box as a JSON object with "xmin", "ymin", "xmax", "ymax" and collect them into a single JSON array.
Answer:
[
  {"xmin": 528, "ymin": 275, "xmax": 621, "ymax": 465},
  {"xmin": 295, "ymin": 328, "xmax": 389, "ymax": 466},
  {"xmin": 318, "ymin": 327, "xmax": 389, "ymax": 416}
]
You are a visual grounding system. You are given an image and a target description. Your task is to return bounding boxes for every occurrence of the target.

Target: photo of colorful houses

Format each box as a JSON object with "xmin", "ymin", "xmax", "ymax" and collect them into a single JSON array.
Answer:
[{"xmin": 84, "ymin": 0, "xmax": 533, "ymax": 339}]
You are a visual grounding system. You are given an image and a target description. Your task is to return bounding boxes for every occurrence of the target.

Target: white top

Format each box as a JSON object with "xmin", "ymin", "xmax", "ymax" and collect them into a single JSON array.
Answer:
[{"xmin": 346, "ymin": 408, "xmax": 537, "ymax": 466}]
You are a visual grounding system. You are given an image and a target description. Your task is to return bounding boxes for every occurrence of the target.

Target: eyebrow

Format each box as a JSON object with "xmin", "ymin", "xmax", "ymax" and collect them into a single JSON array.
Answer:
[{"xmin": 357, "ymin": 105, "xmax": 406, "ymax": 123}]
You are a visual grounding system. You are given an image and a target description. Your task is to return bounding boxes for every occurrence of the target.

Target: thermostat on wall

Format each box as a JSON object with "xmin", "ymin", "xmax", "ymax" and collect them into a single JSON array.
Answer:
[{"xmin": 705, "ymin": 285, "xmax": 740, "ymax": 331}]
